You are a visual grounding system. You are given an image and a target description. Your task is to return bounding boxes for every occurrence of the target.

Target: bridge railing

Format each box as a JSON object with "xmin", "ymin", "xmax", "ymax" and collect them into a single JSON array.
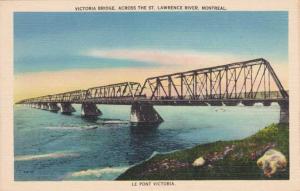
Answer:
[{"xmin": 145, "ymin": 90, "xmax": 287, "ymax": 101}]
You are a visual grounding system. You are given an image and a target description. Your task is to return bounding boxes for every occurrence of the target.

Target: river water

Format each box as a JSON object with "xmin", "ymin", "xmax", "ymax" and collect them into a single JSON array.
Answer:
[{"xmin": 14, "ymin": 104, "xmax": 280, "ymax": 180}]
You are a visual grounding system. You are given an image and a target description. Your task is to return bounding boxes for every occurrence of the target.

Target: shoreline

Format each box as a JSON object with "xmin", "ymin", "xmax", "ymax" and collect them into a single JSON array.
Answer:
[{"xmin": 117, "ymin": 123, "xmax": 289, "ymax": 180}]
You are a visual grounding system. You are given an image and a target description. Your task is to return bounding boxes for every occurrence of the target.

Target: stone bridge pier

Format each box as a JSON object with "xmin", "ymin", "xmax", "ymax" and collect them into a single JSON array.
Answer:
[
  {"xmin": 36, "ymin": 103, "xmax": 41, "ymax": 109},
  {"xmin": 41, "ymin": 103, "xmax": 49, "ymax": 110},
  {"xmin": 60, "ymin": 103, "xmax": 76, "ymax": 114},
  {"xmin": 279, "ymin": 101, "xmax": 289, "ymax": 123},
  {"xmin": 48, "ymin": 103, "xmax": 60, "ymax": 112},
  {"xmin": 81, "ymin": 103, "xmax": 102, "ymax": 117},
  {"xmin": 130, "ymin": 102, "xmax": 163, "ymax": 125}
]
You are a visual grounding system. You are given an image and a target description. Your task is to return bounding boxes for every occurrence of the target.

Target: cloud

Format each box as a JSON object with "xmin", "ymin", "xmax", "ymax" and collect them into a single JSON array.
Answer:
[
  {"xmin": 84, "ymin": 49, "xmax": 245, "ymax": 68},
  {"xmin": 83, "ymin": 49, "xmax": 288, "ymax": 89}
]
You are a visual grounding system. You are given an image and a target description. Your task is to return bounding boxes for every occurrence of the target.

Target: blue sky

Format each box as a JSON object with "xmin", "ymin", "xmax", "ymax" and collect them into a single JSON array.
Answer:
[{"xmin": 14, "ymin": 11, "xmax": 288, "ymax": 74}]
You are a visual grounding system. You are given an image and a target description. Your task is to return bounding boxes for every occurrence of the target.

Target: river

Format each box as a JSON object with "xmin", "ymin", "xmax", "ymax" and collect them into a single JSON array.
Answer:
[{"xmin": 14, "ymin": 103, "xmax": 280, "ymax": 180}]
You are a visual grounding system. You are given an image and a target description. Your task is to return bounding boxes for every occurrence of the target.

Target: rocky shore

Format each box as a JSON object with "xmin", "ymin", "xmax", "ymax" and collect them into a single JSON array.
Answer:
[{"xmin": 117, "ymin": 123, "xmax": 289, "ymax": 180}]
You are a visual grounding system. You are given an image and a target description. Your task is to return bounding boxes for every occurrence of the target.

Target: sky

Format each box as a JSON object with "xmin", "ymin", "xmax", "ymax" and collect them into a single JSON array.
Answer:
[{"xmin": 14, "ymin": 11, "xmax": 288, "ymax": 101}]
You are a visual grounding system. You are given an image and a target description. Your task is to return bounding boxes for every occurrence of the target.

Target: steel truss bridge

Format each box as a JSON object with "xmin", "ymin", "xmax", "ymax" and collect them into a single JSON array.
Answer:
[{"xmin": 18, "ymin": 58, "xmax": 289, "ymax": 124}]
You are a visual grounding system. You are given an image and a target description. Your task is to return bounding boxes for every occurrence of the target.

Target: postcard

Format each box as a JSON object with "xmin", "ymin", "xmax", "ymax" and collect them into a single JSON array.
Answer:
[{"xmin": 0, "ymin": 0, "xmax": 299, "ymax": 191}]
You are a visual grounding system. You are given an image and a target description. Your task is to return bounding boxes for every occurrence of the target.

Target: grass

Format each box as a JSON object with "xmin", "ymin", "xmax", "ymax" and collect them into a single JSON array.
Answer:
[{"xmin": 117, "ymin": 123, "xmax": 289, "ymax": 180}]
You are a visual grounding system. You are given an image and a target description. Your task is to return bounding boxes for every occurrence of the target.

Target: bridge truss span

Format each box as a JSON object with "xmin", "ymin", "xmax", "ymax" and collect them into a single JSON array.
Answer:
[
  {"xmin": 139, "ymin": 58, "xmax": 288, "ymax": 102},
  {"xmin": 85, "ymin": 82, "xmax": 143, "ymax": 102},
  {"xmin": 18, "ymin": 58, "xmax": 289, "ymax": 124}
]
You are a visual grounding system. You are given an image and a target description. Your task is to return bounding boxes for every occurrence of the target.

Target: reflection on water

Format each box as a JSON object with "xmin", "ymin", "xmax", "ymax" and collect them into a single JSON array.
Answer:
[
  {"xmin": 129, "ymin": 123, "xmax": 160, "ymax": 133},
  {"xmin": 14, "ymin": 104, "xmax": 280, "ymax": 180},
  {"xmin": 81, "ymin": 117, "xmax": 99, "ymax": 123}
]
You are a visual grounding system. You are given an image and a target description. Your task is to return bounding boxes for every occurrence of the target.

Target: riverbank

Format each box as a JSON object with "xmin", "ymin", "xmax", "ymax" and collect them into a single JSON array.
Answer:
[{"xmin": 117, "ymin": 123, "xmax": 289, "ymax": 180}]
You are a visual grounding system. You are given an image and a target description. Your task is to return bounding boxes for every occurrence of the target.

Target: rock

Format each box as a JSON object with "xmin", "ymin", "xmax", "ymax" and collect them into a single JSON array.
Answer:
[
  {"xmin": 257, "ymin": 149, "xmax": 287, "ymax": 177},
  {"xmin": 192, "ymin": 157, "xmax": 205, "ymax": 167},
  {"xmin": 161, "ymin": 162, "xmax": 169, "ymax": 169},
  {"xmin": 253, "ymin": 143, "xmax": 277, "ymax": 160},
  {"xmin": 223, "ymin": 146, "xmax": 234, "ymax": 156},
  {"xmin": 250, "ymin": 152, "xmax": 257, "ymax": 160}
]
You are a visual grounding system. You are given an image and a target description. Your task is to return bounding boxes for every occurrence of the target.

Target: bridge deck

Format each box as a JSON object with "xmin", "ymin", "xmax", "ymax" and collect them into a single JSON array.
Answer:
[{"xmin": 25, "ymin": 97, "xmax": 287, "ymax": 105}]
